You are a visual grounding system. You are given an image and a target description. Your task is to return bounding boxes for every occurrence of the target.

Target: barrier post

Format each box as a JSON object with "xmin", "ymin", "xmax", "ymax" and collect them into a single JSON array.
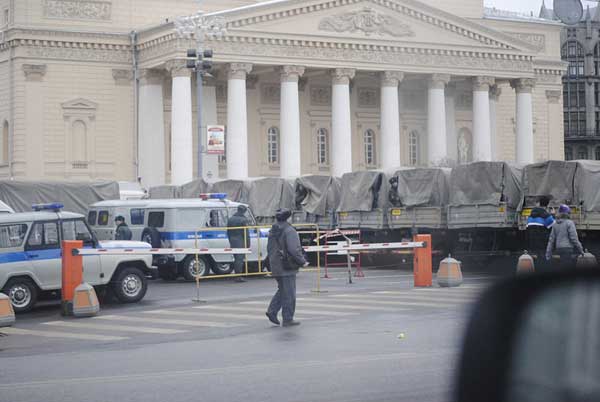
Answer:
[
  {"xmin": 192, "ymin": 232, "xmax": 205, "ymax": 303},
  {"xmin": 413, "ymin": 234, "xmax": 432, "ymax": 287},
  {"xmin": 61, "ymin": 240, "xmax": 83, "ymax": 316}
]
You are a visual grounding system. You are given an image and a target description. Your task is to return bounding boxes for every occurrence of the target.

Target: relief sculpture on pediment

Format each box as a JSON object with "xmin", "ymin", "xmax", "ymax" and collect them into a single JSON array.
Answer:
[{"xmin": 318, "ymin": 7, "xmax": 414, "ymax": 37}]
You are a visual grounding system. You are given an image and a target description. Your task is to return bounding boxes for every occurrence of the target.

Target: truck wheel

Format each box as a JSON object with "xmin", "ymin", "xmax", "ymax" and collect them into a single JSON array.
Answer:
[
  {"xmin": 3, "ymin": 278, "xmax": 38, "ymax": 313},
  {"xmin": 180, "ymin": 255, "xmax": 210, "ymax": 281},
  {"xmin": 211, "ymin": 262, "xmax": 233, "ymax": 275},
  {"xmin": 112, "ymin": 267, "xmax": 148, "ymax": 303},
  {"xmin": 141, "ymin": 227, "xmax": 162, "ymax": 248}
]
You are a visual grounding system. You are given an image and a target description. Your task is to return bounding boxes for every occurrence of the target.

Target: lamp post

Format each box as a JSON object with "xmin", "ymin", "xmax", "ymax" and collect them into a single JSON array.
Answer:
[{"xmin": 175, "ymin": 11, "xmax": 226, "ymax": 179}]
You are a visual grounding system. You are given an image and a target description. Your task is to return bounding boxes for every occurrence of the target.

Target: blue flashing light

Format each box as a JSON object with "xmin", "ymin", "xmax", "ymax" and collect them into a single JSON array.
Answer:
[
  {"xmin": 32, "ymin": 203, "xmax": 64, "ymax": 212},
  {"xmin": 210, "ymin": 193, "xmax": 228, "ymax": 200}
]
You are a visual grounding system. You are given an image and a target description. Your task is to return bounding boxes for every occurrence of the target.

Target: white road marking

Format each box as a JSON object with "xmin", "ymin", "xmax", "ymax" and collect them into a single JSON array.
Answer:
[
  {"xmin": 239, "ymin": 301, "xmax": 358, "ymax": 316},
  {"xmin": 92, "ymin": 314, "xmax": 242, "ymax": 328},
  {"xmin": 295, "ymin": 299, "xmax": 409, "ymax": 312},
  {"xmin": 144, "ymin": 309, "xmax": 265, "ymax": 321},
  {"xmin": 0, "ymin": 327, "xmax": 128, "ymax": 341},
  {"xmin": 326, "ymin": 294, "xmax": 454, "ymax": 308},
  {"xmin": 370, "ymin": 291, "xmax": 476, "ymax": 301},
  {"xmin": 41, "ymin": 320, "xmax": 188, "ymax": 335}
]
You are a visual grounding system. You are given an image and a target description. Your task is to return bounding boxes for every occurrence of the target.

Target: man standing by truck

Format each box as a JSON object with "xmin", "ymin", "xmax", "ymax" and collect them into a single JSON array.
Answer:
[
  {"xmin": 114, "ymin": 215, "xmax": 132, "ymax": 240},
  {"xmin": 227, "ymin": 205, "xmax": 250, "ymax": 283},
  {"xmin": 526, "ymin": 196, "xmax": 555, "ymax": 270}
]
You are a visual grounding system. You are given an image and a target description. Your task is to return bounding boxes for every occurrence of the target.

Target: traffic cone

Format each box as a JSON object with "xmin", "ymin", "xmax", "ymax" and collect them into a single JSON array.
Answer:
[
  {"xmin": 436, "ymin": 255, "xmax": 463, "ymax": 287},
  {"xmin": 576, "ymin": 250, "xmax": 598, "ymax": 269},
  {"xmin": 516, "ymin": 251, "xmax": 535, "ymax": 275},
  {"xmin": 72, "ymin": 283, "xmax": 100, "ymax": 318},
  {"xmin": 0, "ymin": 292, "xmax": 15, "ymax": 327}
]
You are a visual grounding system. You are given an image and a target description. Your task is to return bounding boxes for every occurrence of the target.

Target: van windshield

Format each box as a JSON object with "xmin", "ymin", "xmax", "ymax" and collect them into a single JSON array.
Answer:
[{"xmin": 176, "ymin": 209, "xmax": 207, "ymax": 229}]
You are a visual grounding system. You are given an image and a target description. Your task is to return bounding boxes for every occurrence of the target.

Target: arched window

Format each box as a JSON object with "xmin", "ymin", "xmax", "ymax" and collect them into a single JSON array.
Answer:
[
  {"xmin": 408, "ymin": 130, "xmax": 419, "ymax": 166},
  {"xmin": 565, "ymin": 146, "xmax": 573, "ymax": 161},
  {"xmin": 316, "ymin": 128, "xmax": 329, "ymax": 166},
  {"xmin": 72, "ymin": 120, "xmax": 87, "ymax": 162},
  {"xmin": 577, "ymin": 146, "xmax": 588, "ymax": 160},
  {"xmin": 1, "ymin": 120, "xmax": 8, "ymax": 164},
  {"xmin": 267, "ymin": 126, "xmax": 279, "ymax": 165},
  {"xmin": 562, "ymin": 40, "xmax": 586, "ymax": 137},
  {"xmin": 364, "ymin": 129, "xmax": 376, "ymax": 166},
  {"xmin": 595, "ymin": 146, "xmax": 600, "ymax": 161}
]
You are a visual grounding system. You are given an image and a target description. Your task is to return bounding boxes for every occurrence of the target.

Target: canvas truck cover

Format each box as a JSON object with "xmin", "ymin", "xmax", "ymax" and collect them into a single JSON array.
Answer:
[
  {"xmin": 338, "ymin": 171, "xmax": 389, "ymax": 212},
  {"xmin": 246, "ymin": 177, "xmax": 295, "ymax": 218},
  {"xmin": 391, "ymin": 168, "xmax": 450, "ymax": 207},
  {"xmin": 148, "ymin": 185, "xmax": 181, "ymax": 199},
  {"xmin": 209, "ymin": 179, "xmax": 248, "ymax": 202},
  {"xmin": 523, "ymin": 160, "xmax": 577, "ymax": 206},
  {"xmin": 179, "ymin": 179, "xmax": 211, "ymax": 198},
  {"xmin": 574, "ymin": 160, "xmax": 600, "ymax": 212},
  {"xmin": 294, "ymin": 175, "xmax": 341, "ymax": 216},
  {"xmin": 0, "ymin": 180, "xmax": 119, "ymax": 214},
  {"xmin": 450, "ymin": 162, "xmax": 523, "ymax": 209}
]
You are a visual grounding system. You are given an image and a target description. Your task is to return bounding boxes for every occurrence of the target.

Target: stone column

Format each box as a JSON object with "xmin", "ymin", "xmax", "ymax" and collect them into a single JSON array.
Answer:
[
  {"xmin": 445, "ymin": 83, "xmax": 457, "ymax": 163},
  {"xmin": 472, "ymin": 76, "xmax": 494, "ymax": 162},
  {"xmin": 279, "ymin": 65, "xmax": 305, "ymax": 178},
  {"xmin": 489, "ymin": 85, "xmax": 501, "ymax": 161},
  {"xmin": 546, "ymin": 89, "xmax": 563, "ymax": 160},
  {"xmin": 380, "ymin": 71, "xmax": 403, "ymax": 170},
  {"xmin": 331, "ymin": 68, "xmax": 355, "ymax": 177},
  {"xmin": 166, "ymin": 60, "xmax": 193, "ymax": 185},
  {"xmin": 511, "ymin": 78, "xmax": 535, "ymax": 164},
  {"xmin": 226, "ymin": 63, "xmax": 252, "ymax": 179},
  {"xmin": 201, "ymin": 77, "xmax": 219, "ymax": 180},
  {"xmin": 138, "ymin": 69, "xmax": 166, "ymax": 187},
  {"xmin": 427, "ymin": 74, "xmax": 450, "ymax": 166}
]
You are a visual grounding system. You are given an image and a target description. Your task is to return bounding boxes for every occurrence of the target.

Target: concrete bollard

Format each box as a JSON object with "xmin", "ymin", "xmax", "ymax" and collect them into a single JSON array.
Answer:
[
  {"xmin": 516, "ymin": 251, "xmax": 535, "ymax": 275},
  {"xmin": 436, "ymin": 255, "xmax": 463, "ymax": 287},
  {"xmin": 0, "ymin": 292, "xmax": 16, "ymax": 327},
  {"xmin": 72, "ymin": 283, "xmax": 100, "ymax": 318},
  {"xmin": 576, "ymin": 251, "xmax": 598, "ymax": 269}
]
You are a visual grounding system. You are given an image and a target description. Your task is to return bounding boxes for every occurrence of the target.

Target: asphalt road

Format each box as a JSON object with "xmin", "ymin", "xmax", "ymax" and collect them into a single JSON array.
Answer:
[{"xmin": 0, "ymin": 267, "xmax": 498, "ymax": 402}]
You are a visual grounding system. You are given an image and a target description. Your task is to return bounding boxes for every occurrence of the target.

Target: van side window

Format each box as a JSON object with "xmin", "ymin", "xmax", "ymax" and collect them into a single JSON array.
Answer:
[
  {"xmin": 62, "ymin": 220, "xmax": 94, "ymax": 244},
  {"xmin": 87, "ymin": 211, "xmax": 97, "ymax": 226},
  {"xmin": 148, "ymin": 211, "xmax": 164, "ymax": 228},
  {"xmin": 130, "ymin": 209, "xmax": 144, "ymax": 225},
  {"xmin": 0, "ymin": 224, "xmax": 28, "ymax": 248},
  {"xmin": 208, "ymin": 210, "xmax": 223, "ymax": 227},
  {"xmin": 26, "ymin": 222, "xmax": 59, "ymax": 250},
  {"xmin": 98, "ymin": 211, "xmax": 109, "ymax": 226}
]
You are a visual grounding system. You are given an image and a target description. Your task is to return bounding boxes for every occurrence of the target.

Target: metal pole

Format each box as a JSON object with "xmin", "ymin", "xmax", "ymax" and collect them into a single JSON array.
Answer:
[{"xmin": 196, "ymin": 67, "xmax": 203, "ymax": 180}]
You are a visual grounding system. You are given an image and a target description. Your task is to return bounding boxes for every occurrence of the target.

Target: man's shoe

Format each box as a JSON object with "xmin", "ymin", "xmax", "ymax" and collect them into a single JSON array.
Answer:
[
  {"xmin": 234, "ymin": 277, "xmax": 246, "ymax": 283},
  {"xmin": 266, "ymin": 312, "xmax": 280, "ymax": 325},
  {"xmin": 282, "ymin": 320, "xmax": 301, "ymax": 327}
]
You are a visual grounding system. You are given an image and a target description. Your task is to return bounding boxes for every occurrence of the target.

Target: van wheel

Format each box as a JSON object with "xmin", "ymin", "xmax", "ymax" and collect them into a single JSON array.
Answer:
[
  {"xmin": 141, "ymin": 227, "xmax": 162, "ymax": 248},
  {"xmin": 180, "ymin": 255, "xmax": 211, "ymax": 281},
  {"xmin": 211, "ymin": 262, "xmax": 233, "ymax": 275},
  {"xmin": 111, "ymin": 267, "xmax": 148, "ymax": 303},
  {"xmin": 4, "ymin": 278, "xmax": 38, "ymax": 313}
]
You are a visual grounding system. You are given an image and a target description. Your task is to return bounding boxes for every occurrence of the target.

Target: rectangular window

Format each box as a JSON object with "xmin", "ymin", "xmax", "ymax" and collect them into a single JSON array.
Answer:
[
  {"xmin": 130, "ymin": 208, "xmax": 145, "ymax": 225},
  {"xmin": 87, "ymin": 211, "xmax": 97, "ymax": 226},
  {"xmin": 208, "ymin": 209, "xmax": 227, "ymax": 227},
  {"xmin": 2, "ymin": 8, "xmax": 8, "ymax": 26},
  {"xmin": 62, "ymin": 220, "xmax": 94, "ymax": 243},
  {"xmin": 27, "ymin": 222, "xmax": 59, "ymax": 249},
  {"xmin": 148, "ymin": 211, "xmax": 164, "ymax": 228},
  {"xmin": 0, "ymin": 224, "xmax": 27, "ymax": 248},
  {"xmin": 97, "ymin": 211, "xmax": 109, "ymax": 226}
]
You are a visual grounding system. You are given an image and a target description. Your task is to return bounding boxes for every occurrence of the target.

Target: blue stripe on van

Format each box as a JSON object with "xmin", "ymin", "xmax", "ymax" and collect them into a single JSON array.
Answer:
[
  {"xmin": 160, "ymin": 230, "xmax": 269, "ymax": 241},
  {"xmin": 0, "ymin": 248, "xmax": 62, "ymax": 264}
]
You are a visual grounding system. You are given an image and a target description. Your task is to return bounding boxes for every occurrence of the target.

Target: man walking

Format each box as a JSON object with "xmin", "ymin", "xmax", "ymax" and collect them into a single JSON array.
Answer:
[
  {"xmin": 227, "ymin": 205, "xmax": 250, "ymax": 283},
  {"xmin": 526, "ymin": 196, "xmax": 555, "ymax": 271},
  {"xmin": 114, "ymin": 215, "xmax": 132, "ymax": 240},
  {"xmin": 545, "ymin": 204, "xmax": 584, "ymax": 270},
  {"xmin": 266, "ymin": 208, "xmax": 309, "ymax": 327}
]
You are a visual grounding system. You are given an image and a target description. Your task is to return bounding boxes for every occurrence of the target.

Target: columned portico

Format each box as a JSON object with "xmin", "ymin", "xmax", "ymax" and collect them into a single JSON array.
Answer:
[
  {"xmin": 166, "ymin": 60, "xmax": 193, "ymax": 185},
  {"xmin": 472, "ymin": 76, "xmax": 494, "ymax": 161},
  {"xmin": 379, "ymin": 71, "xmax": 403, "ymax": 170},
  {"xmin": 138, "ymin": 69, "xmax": 166, "ymax": 188},
  {"xmin": 427, "ymin": 74, "xmax": 450, "ymax": 166},
  {"xmin": 279, "ymin": 65, "xmax": 305, "ymax": 178},
  {"xmin": 331, "ymin": 68, "xmax": 355, "ymax": 177},
  {"xmin": 226, "ymin": 63, "xmax": 253, "ymax": 179},
  {"xmin": 511, "ymin": 78, "xmax": 535, "ymax": 164},
  {"xmin": 489, "ymin": 85, "xmax": 501, "ymax": 161}
]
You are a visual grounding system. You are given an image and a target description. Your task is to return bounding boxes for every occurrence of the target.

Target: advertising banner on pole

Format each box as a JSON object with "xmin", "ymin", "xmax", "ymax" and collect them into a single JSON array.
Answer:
[{"xmin": 207, "ymin": 125, "xmax": 225, "ymax": 155}]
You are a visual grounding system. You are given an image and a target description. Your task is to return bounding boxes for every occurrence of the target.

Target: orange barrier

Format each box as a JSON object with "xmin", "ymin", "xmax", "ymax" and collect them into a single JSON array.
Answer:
[
  {"xmin": 413, "ymin": 234, "xmax": 432, "ymax": 287},
  {"xmin": 61, "ymin": 240, "xmax": 84, "ymax": 316},
  {"xmin": 73, "ymin": 283, "xmax": 100, "ymax": 317},
  {"xmin": 0, "ymin": 292, "xmax": 15, "ymax": 327},
  {"xmin": 437, "ymin": 255, "xmax": 463, "ymax": 287}
]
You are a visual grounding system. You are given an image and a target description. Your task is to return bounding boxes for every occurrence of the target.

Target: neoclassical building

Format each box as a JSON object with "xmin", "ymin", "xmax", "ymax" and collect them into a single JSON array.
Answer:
[{"xmin": 0, "ymin": 0, "xmax": 566, "ymax": 187}]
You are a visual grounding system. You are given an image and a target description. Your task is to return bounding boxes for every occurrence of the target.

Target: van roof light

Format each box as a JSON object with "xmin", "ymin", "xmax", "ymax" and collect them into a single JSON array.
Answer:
[
  {"xmin": 32, "ymin": 203, "xmax": 64, "ymax": 212},
  {"xmin": 199, "ymin": 193, "xmax": 227, "ymax": 200}
]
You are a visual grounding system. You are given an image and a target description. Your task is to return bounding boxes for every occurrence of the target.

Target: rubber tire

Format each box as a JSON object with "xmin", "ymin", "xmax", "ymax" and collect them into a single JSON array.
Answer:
[
  {"xmin": 3, "ymin": 278, "xmax": 38, "ymax": 313},
  {"xmin": 111, "ymin": 267, "xmax": 148, "ymax": 303},
  {"xmin": 180, "ymin": 255, "xmax": 211, "ymax": 281},
  {"xmin": 157, "ymin": 265, "xmax": 178, "ymax": 281},
  {"xmin": 211, "ymin": 262, "xmax": 233, "ymax": 275},
  {"xmin": 141, "ymin": 227, "xmax": 162, "ymax": 248}
]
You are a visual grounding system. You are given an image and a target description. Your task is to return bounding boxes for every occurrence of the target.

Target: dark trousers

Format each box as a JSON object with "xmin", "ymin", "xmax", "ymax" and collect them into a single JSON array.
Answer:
[
  {"xmin": 233, "ymin": 254, "xmax": 245, "ymax": 274},
  {"xmin": 267, "ymin": 275, "xmax": 297, "ymax": 323},
  {"xmin": 553, "ymin": 247, "xmax": 577, "ymax": 271}
]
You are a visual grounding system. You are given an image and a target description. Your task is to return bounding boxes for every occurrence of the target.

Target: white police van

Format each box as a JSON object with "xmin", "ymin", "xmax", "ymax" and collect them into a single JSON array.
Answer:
[
  {"xmin": 87, "ymin": 195, "xmax": 269, "ymax": 281},
  {"xmin": 0, "ymin": 203, "xmax": 155, "ymax": 312}
]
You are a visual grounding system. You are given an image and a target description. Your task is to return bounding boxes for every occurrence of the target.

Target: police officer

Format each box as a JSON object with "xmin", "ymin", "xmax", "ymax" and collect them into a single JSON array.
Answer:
[
  {"xmin": 114, "ymin": 215, "xmax": 132, "ymax": 240},
  {"xmin": 227, "ymin": 205, "xmax": 250, "ymax": 283}
]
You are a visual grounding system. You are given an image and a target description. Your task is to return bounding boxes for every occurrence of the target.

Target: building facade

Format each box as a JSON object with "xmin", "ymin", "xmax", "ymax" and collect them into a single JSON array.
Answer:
[{"xmin": 0, "ymin": 0, "xmax": 565, "ymax": 187}]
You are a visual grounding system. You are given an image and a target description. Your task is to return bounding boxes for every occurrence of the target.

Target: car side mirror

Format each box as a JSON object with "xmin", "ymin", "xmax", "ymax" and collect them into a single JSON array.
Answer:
[{"xmin": 454, "ymin": 269, "xmax": 600, "ymax": 402}]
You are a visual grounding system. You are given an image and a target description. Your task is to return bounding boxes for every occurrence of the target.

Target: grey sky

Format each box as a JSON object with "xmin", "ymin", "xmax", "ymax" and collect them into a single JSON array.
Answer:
[{"xmin": 484, "ymin": 0, "xmax": 597, "ymax": 15}]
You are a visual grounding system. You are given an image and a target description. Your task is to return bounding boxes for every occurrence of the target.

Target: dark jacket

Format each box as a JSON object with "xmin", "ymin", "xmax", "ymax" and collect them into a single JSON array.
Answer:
[
  {"xmin": 267, "ymin": 221, "xmax": 307, "ymax": 277},
  {"xmin": 115, "ymin": 223, "xmax": 132, "ymax": 241},
  {"xmin": 546, "ymin": 218, "xmax": 584, "ymax": 260},
  {"xmin": 527, "ymin": 207, "xmax": 555, "ymax": 229},
  {"xmin": 227, "ymin": 212, "xmax": 249, "ymax": 248},
  {"xmin": 526, "ymin": 207, "xmax": 555, "ymax": 254}
]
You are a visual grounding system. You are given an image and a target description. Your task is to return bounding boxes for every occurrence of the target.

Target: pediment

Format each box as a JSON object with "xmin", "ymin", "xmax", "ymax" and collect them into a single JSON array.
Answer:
[
  {"xmin": 211, "ymin": 0, "xmax": 535, "ymax": 52},
  {"xmin": 61, "ymin": 98, "xmax": 98, "ymax": 110}
]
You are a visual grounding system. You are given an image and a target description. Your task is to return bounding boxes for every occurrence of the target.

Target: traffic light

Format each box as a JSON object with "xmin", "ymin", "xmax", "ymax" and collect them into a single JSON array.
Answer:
[{"xmin": 185, "ymin": 49, "xmax": 213, "ymax": 72}]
